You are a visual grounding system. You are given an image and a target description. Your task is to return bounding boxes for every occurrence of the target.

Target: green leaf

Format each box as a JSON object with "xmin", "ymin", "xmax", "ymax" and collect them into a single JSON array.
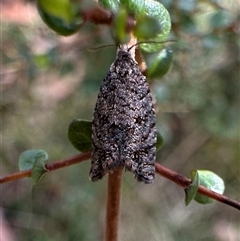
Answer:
[
  {"xmin": 32, "ymin": 156, "xmax": 48, "ymax": 184},
  {"xmin": 100, "ymin": 0, "xmax": 171, "ymax": 52},
  {"xmin": 134, "ymin": 15, "xmax": 162, "ymax": 40},
  {"xmin": 18, "ymin": 149, "xmax": 49, "ymax": 184},
  {"xmin": 185, "ymin": 170, "xmax": 199, "ymax": 206},
  {"xmin": 145, "ymin": 47, "xmax": 173, "ymax": 79},
  {"xmin": 37, "ymin": 0, "xmax": 75, "ymax": 22},
  {"xmin": 99, "ymin": 0, "xmax": 120, "ymax": 12},
  {"xmin": 156, "ymin": 131, "xmax": 164, "ymax": 151},
  {"xmin": 37, "ymin": 0, "xmax": 83, "ymax": 36},
  {"xmin": 112, "ymin": 8, "xmax": 130, "ymax": 44},
  {"xmin": 138, "ymin": 1, "xmax": 171, "ymax": 53},
  {"xmin": 194, "ymin": 170, "xmax": 225, "ymax": 204},
  {"xmin": 19, "ymin": 149, "xmax": 48, "ymax": 171},
  {"xmin": 100, "ymin": 0, "xmax": 146, "ymax": 15},
  {"xmin": 120, "ymin": 0, "xmax": 146, "ymax": 15},
  {"xmin": 68, "ymin": 119, "xmax": 92, "ymax": 152}
]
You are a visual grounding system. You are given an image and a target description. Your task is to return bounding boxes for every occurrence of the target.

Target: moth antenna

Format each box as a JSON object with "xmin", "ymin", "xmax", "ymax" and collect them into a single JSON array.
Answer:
[
  {"xmin": 79, "ymin": 44, "xmax": 116, "ymax": 52},
  {"xmin": 127, "ymin": 39, "xmax": 176, "ymax": 51}
]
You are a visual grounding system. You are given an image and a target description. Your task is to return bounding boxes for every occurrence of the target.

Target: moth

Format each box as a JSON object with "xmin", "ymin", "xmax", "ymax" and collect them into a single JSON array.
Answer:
[{"xmin": 89, "ymin": 45, "xmax": 157, "ymax": 184}]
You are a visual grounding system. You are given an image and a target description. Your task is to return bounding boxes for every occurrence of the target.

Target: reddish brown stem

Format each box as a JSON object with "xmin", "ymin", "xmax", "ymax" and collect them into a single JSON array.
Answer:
[
  {"xmin": 1, "ymin": 153, "xmax": 239, "ymax": 211},
  {"xmin": 155, "ymin": 163, "xmax": 240, "ymax": 210},
  {"xmin": 46, "ymin": 152, "xmax": 91, "ymax": 171},
  {"xmin": 0, "ymin": 152, "xmax": 91, "ymax": 184},
  {"xmin": 81, "ymin": 6, "xmax": 113, "ymax": 25},
  {"xmin": 105, "ymin": 168, "xmax": 122, "ymax": 241},
  {"xmin": 0, "ymin": 169, "xmax": 32, "ymax": 183},
  {"xmin": 155, "ymin": 163, "xmax": 190, "ymax": 187},
  {"xmin": 81, "ymin": 6, "xmax": 135, "ymax": 31}
]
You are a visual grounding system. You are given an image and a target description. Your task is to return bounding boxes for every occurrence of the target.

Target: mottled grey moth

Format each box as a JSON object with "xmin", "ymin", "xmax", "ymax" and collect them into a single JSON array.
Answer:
[{"xmin": 90, "ymin": 45, "xmax": 157, "ymax": 184}]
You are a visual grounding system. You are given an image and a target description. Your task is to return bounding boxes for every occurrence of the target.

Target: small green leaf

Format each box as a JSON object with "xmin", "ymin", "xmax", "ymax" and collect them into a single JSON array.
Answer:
[
  {"xmin": 156, "ymin": 131, "xmax": 164, "ymax": 151},
  {"xmin": 68, "ymin": 119, "xmax": 92, "ymax": 152},
  {"xmin": 99, "ymin": 0, "xmax": 120, "ymax": 12},
  {"xmin": 37, "ymin": 0, "xmax": 83, "ymax": 36},
  {"xmin": 120, "ymin": 0, "xmax": 145, "ymax": 15},
  {"xmin": 32, "ymin": 155, "xmax": 48, "ymax": 184},
  {"xmin": 112, "ymin": 8, "xmax": 130, "ymax": 44},
  {"xmin": 18, "ymin": 149, "xmax": 49, "ymax": 184},
  {"xmin": 134, "ymin": 15, "xmax": 162, "ymax": 39},
  {"xmin": 145, "ymin": 47, "xmax": 173, "ymax": 80},
  {"xmin": 100, "ymin": 0, "xmax": 146, "ymax": 15},
  {"xmin": 19, "ymin": 149, "xmax": 48, "ymax": 171},
  {"xmin": 100, "ymin": 0, "xmax": 171, "ymax": 52},
  {"xmin": 138, "ymin": 1, "xmax": 171, "ymax": 53},
  {"xmin": 194, "ymin": 170, "xmax": 225, "ymax": 204},
  {"xmin": 185, "ymin": 170, "xmax": 199, "ymax": 206}
]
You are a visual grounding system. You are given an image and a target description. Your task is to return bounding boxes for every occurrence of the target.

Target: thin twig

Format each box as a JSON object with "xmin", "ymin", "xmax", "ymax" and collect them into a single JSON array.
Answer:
[
  {"xmin": 105, "ymin": 168, "xmax": 122, "ymax": 241},
  {"xmin": 155, "ymin": 163, "xmax": 240, "ymax": 211},
  {"xmin": 81, "ymin": 6, "xmax": 135, "ymax": 31},
  {"xmin": 81, "ymin": 5, "xmax": 113, "ymax": 24},
  {"xmin": 0, "ymin": 152, "xmax": 91, "ymax": 184},
  {"xmin": 1, "ymin": 153, "xmax": 240, "ymax": 211}
]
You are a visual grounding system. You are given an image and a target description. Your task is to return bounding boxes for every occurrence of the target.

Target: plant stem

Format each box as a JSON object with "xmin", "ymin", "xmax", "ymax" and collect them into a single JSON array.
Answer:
[
  {"xmin": 1, "ymin": 154, "xmax": 240, "ymax": 211},
  {"xmin": 0, "ymin": 152, "xmax": 91, "ymax": 184},
  {"xmin": 155, "ymin": 163, "xmax": 240, "ymax": 210},
  {"xmin": 81, "ymin": 5, "xmax": 135, "ymax": 30},
  {"xmin": 105, "ymin": 168, "xmax": 122, "ymax": 241}
]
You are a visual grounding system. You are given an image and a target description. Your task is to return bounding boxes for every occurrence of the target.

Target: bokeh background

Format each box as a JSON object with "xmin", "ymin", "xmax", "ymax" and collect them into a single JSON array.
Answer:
[{"xmin": 1, "ymin": 0, "xmax": 239, "ymax": 240}]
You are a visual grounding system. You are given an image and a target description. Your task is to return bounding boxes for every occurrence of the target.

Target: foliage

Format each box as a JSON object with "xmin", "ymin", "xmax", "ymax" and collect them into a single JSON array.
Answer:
[
  {"xmin": 1, "ymin": 0, "xmax": 239, "ymax": 240},
  {"xmin": 19, "ymin": 149, "xmax": 49, "ymax": 183}
]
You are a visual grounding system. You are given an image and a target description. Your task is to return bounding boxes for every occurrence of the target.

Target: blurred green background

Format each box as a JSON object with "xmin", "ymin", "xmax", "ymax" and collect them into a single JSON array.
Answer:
[{"xmin": 1, "ymin": 0, "xmax": 239, "ymax": 240}]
